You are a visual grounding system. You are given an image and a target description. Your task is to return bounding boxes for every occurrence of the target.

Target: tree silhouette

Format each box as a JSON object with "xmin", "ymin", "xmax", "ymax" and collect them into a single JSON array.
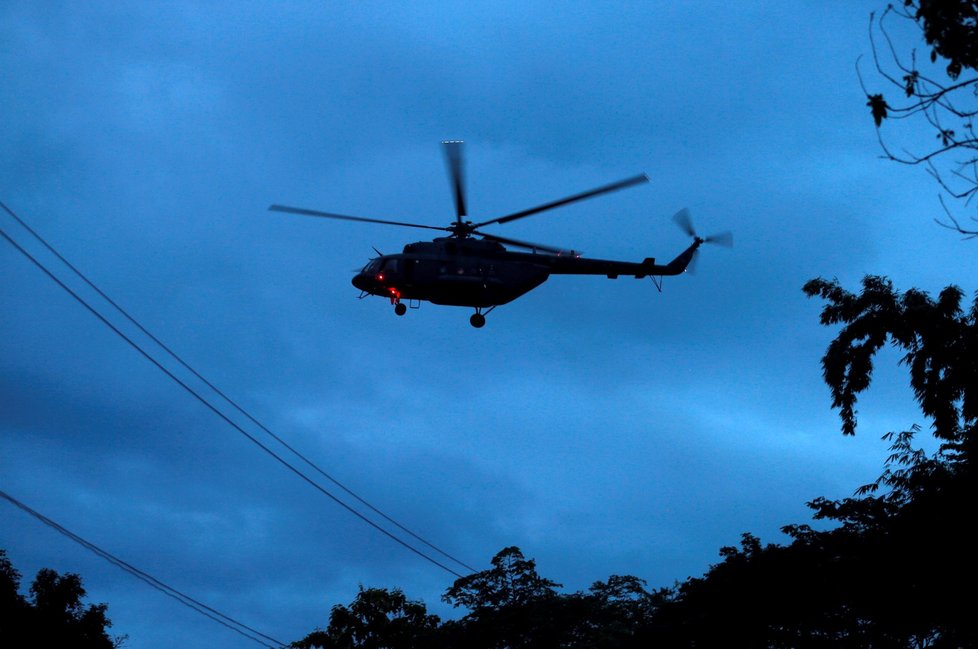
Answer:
[
  {"xmin": 0, "ymin": 551, "xmax": 30, "ymax": 643},
  {"xmin": 795, "ymin": 275, "xmax": 977, "ymax": 645},
  {"xmin": 440, "ymin": 546, "xmax": 569, "ymax": 649},
  {"xmin": 861, "ymin": 2, "xmax": 978, "ymax": 237},
  {"xmin": 803, "ymin": 275, "xmax": 976, "ymax": 447},
  {"xmin": 296, "ymin": 548, "xmax": 661, "ymax": 649},
  {"xmin": 0, "ymin": 550, "xmax": 120, "ymax": 648},
  {"xmin": 643, "ymin": 428, "xmax": 975, "ymax": 647},
  {"xmin": 292, "ymin": 586, "xmax": 440, "ymax": 649},
  {"xmin": 636, "ymin": 277, "xmax": 978, "ymax": 646},
  {"xmin": 578, "ymin": 575, "xmax": 666, "ymax": 649},
  {"xmin": 443, "ymin": 546, "xmax": 560, "ymax": 612}
]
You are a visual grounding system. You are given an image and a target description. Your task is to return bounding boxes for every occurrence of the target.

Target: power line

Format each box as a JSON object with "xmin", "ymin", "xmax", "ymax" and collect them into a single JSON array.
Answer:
[
  {"xmin": 0, "ymin": 488, "xmax": 287, "ymax": 648},
  {"xmin": 0, "ymin": 207, "xmax": 468, "ymax": 579},
  {"xmin": 0, "ymin": 199, "xmax": 475, "ymax": 575},
  {"xmin": 0, "ymin": 213, "xmax": 465, "ymax": 576}
]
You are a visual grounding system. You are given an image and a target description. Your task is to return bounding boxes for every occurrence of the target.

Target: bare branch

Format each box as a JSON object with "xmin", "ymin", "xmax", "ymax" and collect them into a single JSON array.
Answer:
[
  {"xmin": 864, "ymin": 4, "xmax": 978, "ymax": 239},
  {"xmin": 935, "ymin": 195, "xmax": 978, "ymax": 238}
]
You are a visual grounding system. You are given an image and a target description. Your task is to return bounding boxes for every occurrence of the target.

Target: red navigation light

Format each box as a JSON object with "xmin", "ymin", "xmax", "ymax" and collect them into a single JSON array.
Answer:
[{"xmin": 377, "ymin": 273, "xmax": 385, "ymax": 281}]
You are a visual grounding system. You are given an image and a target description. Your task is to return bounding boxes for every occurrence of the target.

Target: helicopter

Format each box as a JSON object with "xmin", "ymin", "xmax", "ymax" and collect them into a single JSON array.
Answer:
[{"xmin": 270, "ymin": 140, "xmax": 730, "ymax": 328}]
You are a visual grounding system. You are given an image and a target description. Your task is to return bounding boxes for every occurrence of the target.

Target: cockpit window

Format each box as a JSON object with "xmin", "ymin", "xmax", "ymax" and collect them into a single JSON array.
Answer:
[{"xmin": 364, "ymin": 259, "xmax": 381, "ymax": 273}]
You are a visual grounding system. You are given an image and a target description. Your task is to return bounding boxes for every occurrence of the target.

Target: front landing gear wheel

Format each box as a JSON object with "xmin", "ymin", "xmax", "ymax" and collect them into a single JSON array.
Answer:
[
  {"xmin": 394, "ymin": 303, "xmax": 407, "ymax": 316},
  {"xmin": 469, "ymin": 313, "xmax": 486, "ymax": 328}
]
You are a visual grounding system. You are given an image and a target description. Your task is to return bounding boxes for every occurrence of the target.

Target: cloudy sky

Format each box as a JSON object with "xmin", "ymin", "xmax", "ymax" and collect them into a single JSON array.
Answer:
[{"xmin": 2, "ymin": 2, "xmax": 976, "ymax": 647}]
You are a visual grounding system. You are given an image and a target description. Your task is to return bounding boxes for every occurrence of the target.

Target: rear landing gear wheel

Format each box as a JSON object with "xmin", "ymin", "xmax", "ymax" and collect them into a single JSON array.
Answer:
[
  {"xmin": 394, "ymin": 303, "xmax": 407, "ymax": 316},
  {"xmin": 469, "ymin": 313, "xmax": 486, "ymax": 328}
]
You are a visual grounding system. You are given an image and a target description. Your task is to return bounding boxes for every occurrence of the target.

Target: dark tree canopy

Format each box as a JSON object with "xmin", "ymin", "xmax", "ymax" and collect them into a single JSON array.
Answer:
[
  {"xmin": 0, "ymin": 550, "xmax": 120, "ymax": 648},
  {"xmin": 644, "ymin": 425, "xmax": 976, "ymax": 648},
  {"xmin": 442, "ymin": 546, "xmax": 560, "ymax": 612},
  {"xmin": 803, "ymin": 276, "xmax": 977, "ymax": 446},
  {"xmin": 295, "ymin": 547, "xmax": 665, "ymax": 649},
  {"xmin": 863, "ymin": 2, "xmax": 978, "ymax": 237},
  {"xmin": 914, "ymin": 0, "xmax": 978, "ymax": 79},
  {"xmin": 440, "ymin": 546, "xmax": 570, "ymax": 649},
  {"xmin": 293, "ymin": 586, "xmax": 440, "ymax": 649},
  {"xmin": 638, "ymin": 276, "xmax": 978, "ymax": 647}
]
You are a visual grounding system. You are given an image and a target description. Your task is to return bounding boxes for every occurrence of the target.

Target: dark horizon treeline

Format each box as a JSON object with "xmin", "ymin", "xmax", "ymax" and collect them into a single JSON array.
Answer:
[
  {"xmin": 291, "ymin": 437, "xmax": 975, "ymax": 647},
  {"xmin": 2, "ymin": 417, "xmax": 973, "ymax": 648},
  {"xmin": 3, "ymin": 276, "xmax": 971, "ymax": 648}
]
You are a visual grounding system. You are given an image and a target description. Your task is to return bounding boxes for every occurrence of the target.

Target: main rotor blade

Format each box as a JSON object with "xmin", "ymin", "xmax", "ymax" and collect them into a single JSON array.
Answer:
[
  {"xmin": 269, "ymin": 204, "xmax": 448, "ymax": 232},
  {"xmin": 442, "ymin": 140, "xmax": 467, "ymax": 222},
  {"xmin": 477, "ymin": 232, "xmax": 572, "ymax": 255},
  {"xmin": 473, "ymin": 173, "xmax": 649, "ymax": 228}
]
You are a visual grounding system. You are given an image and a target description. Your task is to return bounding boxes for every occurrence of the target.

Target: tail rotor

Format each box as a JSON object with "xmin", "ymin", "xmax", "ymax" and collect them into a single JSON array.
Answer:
[{"xmin": 671, "ymin": 208, "xmax": 732, "ymax": 273}]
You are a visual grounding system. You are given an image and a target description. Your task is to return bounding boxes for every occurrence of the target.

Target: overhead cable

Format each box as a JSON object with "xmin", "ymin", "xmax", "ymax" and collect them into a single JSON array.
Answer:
[
  {"xmin": 0, "ymin": 208, "xmax": 467, "ymax": 579},
  {"xmin": 0, "ymin": 488, "xmax": 287, "ymax": 648},
  {"xmin": 0, "ymin": 199, "xmax": 475, "ymax": 575}
]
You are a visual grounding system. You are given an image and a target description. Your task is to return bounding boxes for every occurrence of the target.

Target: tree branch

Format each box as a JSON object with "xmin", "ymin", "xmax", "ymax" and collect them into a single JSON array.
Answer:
[{"xmin": 864, "ymin": 3, "xmax": 978, "ymax": 238}]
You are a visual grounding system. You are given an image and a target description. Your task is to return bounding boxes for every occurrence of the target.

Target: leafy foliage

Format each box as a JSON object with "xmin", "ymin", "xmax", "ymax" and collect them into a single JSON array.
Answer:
[
  {"xmin": 647, "ymin": 428, "xmax": 976, "ymax": 648},
  {"xmin": 913, "ymin": 0, "xmax": 978, "ymax": 79},
  {"xmin": 803, "ymin": 276, "xmax": 977, "ymax": 445},
  {"xmin": 296, "ymin": 547, "xmax": 663, "ymax": 649},
  {"xmin": 440, "ymin": 546, "xmax": 570, "ymax": 649},
  {"xmin": 292, "ymin": 586, "xmax": 440, "ymax": 649},
  {"xmin": 442, "ymin": 546, "xmax": 559, "ymax": 612},
  {"xmin": 0, "ymin": 550, "xmax": 120, "ymax": 648}
]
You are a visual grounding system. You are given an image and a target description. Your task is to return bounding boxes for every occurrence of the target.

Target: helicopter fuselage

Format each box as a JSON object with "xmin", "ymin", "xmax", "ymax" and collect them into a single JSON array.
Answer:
[{"xmin": 351, "ymin": 236, "xmax": 701, "ymax": 309}]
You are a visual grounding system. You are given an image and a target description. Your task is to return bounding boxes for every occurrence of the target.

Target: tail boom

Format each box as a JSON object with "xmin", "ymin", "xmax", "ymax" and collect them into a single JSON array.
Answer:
[{"xmin": 533, "ymin": 238, "xmax": 703, "ymax": 279}]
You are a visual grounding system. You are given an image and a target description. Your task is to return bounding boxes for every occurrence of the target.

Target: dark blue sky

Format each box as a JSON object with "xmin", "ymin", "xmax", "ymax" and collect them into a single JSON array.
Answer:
[{"xmin": 2, "ymin": 2, "xmax": 976, "ymax": 648}]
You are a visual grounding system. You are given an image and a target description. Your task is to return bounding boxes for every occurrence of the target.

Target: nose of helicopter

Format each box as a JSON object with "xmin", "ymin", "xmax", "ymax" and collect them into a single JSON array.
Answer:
[{"xmin": 352, "ymin": 272, "xmax": 369, "ymax": 291}]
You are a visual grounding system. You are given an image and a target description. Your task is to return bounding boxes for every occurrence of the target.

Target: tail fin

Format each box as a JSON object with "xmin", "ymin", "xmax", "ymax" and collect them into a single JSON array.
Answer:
[{"xmin": 664, "ymin": 239, "xmax": 703, "ymax": 275}]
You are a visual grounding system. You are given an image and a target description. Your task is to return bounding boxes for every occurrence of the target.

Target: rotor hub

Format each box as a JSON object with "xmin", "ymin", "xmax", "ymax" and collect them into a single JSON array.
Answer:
[{"xmin": 448, "ymin": 220, "xmax": 476, "ymax": 238}]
